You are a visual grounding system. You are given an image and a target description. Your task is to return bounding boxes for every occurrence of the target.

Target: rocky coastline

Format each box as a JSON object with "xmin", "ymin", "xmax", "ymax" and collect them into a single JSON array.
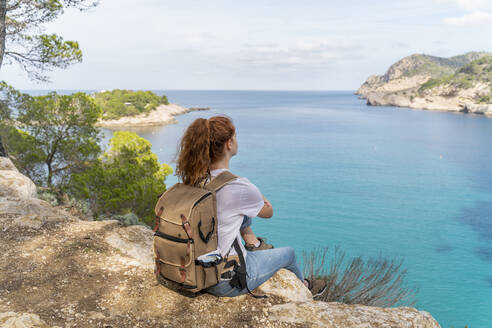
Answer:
[
  {"xmin": 356, "ymin": 52, "xmax": 492, "ymax": 116},
  {"xmin": 95, "ymin": 104, "xmax": 210, "ymax": 129},
  {"xmin": 0, "ymin": 156, "xmax": 442, "ymax": 327}
]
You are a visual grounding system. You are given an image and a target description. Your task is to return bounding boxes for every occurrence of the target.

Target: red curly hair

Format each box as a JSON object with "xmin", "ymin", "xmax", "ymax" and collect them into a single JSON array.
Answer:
[{"xmin": 175, "ymin": 116, "xmax": 235, "ymax": 185}]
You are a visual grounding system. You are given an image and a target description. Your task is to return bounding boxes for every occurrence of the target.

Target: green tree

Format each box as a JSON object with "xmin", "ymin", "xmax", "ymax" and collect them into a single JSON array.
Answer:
[
  {"xmin": 0, "ymin": 82, "xmax": 32, "ymax": 156},
  {"xmin": 0, "ymin": 0, "xmax": 98, "ymax": 81},
  {"xmin": 0, "ymin": 0, "xmax": 99, "ymax": 154},
  {"xmin": 9, "ymin": 92, "xmax": 102, "ymax": 186},
  {"xmin": 0, "ymin": 81, "xmax": 24, "ymax": 121},
  {"xmin": 0, "ymin": 80, "xmax": 28, "ymax": 124},
  {"xmin": 3, "ymin": 127, "xmax": 45, "ymax": 180},
  {"xmin": 70, "ymin": 131, "xmax": 172, "ymax": 225}
]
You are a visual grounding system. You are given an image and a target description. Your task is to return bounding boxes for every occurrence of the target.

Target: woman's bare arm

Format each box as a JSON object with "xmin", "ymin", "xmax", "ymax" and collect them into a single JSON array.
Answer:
[{"xmin": 258, "ymin": 195, "xmax": 273, "ymax": 218}]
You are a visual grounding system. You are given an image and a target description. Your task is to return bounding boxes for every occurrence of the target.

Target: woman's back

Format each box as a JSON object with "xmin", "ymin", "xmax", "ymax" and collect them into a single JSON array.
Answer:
[{"xmin": 210, "ymin": 168, "xmax": 264, "ymax": 259}]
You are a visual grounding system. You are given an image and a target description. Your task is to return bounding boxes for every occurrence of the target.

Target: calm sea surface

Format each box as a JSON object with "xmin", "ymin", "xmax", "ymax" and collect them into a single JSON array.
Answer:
[{"xmin": 36, "ymin": 90, "xmax": 492, "ymax": 327}]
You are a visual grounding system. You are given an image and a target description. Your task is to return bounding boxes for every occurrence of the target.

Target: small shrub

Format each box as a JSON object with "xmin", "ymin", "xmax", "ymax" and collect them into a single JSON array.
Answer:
[
  {"xmin": 457, "ymin": 63, "xmax": 481, "ymax": 75},
  {"xmin": 66, "ymin": 197, "xmax": 92, "ymax": 217},
  {"xmin": 474, "ymin": 56, "xmax": 492, "ymax": 65},
  {"xmin": 419, "ymin": 78, "xmax": 441, "ymax": 92},
  {"xmin": 107, "ymin": 213, "xmax": 142, "ymax": 226},
  {"xmin": 37, "ymin": 187, "xmax": 59, "ymax": 206},
  {"xmin": 418, "ymin": 75, "xmax": 453, "ymax": 93},
  {"xmin": 303, "ymin": 247, "xmax": 417, "ymax": 307},
  {"xmin": 478, "ymin": 95, "xmax": 492, "ymax": 104}
]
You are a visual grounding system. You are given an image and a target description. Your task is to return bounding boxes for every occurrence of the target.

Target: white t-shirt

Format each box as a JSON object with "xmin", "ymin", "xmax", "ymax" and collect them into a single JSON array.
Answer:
[{"xmin": 210, "ymin": 168, "xmax": 264, "ymax": 260}]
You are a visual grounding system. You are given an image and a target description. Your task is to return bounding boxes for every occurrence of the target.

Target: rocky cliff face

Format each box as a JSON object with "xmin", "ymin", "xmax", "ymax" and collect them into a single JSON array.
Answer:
[
  {"xmin": 356, "ymin": 52, "xmax": 492, "ymax": 115},
  {"xmin": 0, "ymin": 158, "xmax": 441, "ymax": 328}
]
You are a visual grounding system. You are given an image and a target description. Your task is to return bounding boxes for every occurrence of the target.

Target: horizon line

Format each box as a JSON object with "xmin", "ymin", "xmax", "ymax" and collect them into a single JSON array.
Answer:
[{"xmin": 21, "ymin": 88, "xmax": 357, "ymax": 92}]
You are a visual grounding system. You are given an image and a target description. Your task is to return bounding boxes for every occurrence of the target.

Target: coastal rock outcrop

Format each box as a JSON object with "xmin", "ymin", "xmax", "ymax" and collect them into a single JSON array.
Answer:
[
  {"xmin": 0, "ymin": 312, "xmax": 50, "ymax": 328},
  {"xmin": 269, "ymin": 302, "xmax": 439, "ymax": 327},
  {"xmin": 356, "ymin": 52, "xmax": 492, "ymax": 116},
  {"xmin": 0, "ymin": 161, "xmax": 441, "ymax": 328},
  {"xmin": 95, "ymin": 103, "xmax": 209, "ymax": 129},
  {"xmin": 0, "ymin": 158, "xmax": 36, "ymax": 199}
]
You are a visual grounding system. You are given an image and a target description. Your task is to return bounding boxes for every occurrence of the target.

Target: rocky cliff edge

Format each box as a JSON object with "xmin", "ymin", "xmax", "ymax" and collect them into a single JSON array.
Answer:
[{"xmin": 0, "ymin": 157, "xmax": 440, "ymax": 328}]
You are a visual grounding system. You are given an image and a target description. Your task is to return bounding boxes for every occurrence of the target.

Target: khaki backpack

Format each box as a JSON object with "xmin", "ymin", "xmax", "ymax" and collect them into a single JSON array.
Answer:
[{"xmin": 152, "ymin": 170, "xmax": 244, "ymax": 293}]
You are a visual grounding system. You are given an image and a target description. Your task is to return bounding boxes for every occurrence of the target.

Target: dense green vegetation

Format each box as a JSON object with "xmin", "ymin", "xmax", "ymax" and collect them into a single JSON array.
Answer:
[
  {"xmin": 94, "ymin": 89, "xmax": 169, "ymax": 120},
  {"xmin": 69, "ymin": 131, "xmax": 172, "ymax": 225},
  {"xmin": 4, "ymin": 92, "xmax": 102, "ymax": 186},
  {"xmin": 1, "ymin": 85, "xmax": 172, "ymax": 226},
  {"xmin": 418, "ymin": 56, "xmax": 492, "ymax": 97}
]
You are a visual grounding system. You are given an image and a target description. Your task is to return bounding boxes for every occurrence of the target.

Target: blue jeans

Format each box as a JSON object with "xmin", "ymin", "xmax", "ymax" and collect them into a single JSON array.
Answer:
[{"xmin": 206, "ymin": 216, "xmax": 304, "ymax": 297}]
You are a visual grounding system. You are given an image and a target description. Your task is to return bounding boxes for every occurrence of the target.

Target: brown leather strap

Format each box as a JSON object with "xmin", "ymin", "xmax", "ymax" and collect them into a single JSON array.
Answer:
[
  {"xmin": 179, "ymin": 257, "xmax": 186, "ymax": 283},
  {"xmin": 153, "ymin": 206, "xmax": 164, "ymax": 232},
  {"xmin": 154, "ymin": 249, "xmax": 161, "ymax": 277},
  {"xmin": 180, "ymin": 214, "xmax": 193, "ymax": 239},
  {"xmin": 186, "ymin": 240, "xmax": 191, "ymax": 257}
]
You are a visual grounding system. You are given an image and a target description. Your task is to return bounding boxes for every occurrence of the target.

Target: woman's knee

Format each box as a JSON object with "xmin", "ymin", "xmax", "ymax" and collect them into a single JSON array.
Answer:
[
  {"xmin": 281, "ymin": 246, "xmax": 296, "ymax": 261},
  {"xmin": 286, "ymin": 246, "xmax": 295, "ymax": 255}
]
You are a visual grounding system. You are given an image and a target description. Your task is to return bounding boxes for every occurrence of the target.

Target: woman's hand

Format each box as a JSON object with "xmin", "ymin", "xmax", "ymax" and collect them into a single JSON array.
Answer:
[{"xmin": 263, "ymin": 195, "xmax": 272, "ymax": 208}]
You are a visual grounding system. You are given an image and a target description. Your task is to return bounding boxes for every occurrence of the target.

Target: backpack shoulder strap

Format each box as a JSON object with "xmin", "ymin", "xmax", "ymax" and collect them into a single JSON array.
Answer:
[{"xmin": 204, "ymin": 170, "xmax": 238, "ymax": 192}]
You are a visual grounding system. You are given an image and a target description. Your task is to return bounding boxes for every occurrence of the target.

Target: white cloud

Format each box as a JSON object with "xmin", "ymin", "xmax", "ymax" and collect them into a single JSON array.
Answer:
[
  {"xmin": 455, "ymin": 0, "xmax": 492, "ymax": 11},
  {"xmin": 436, "ymin": 0, "xmax": 492, "ymax": 26},
  {"xmin": 231, "ymin": 39, "xmax": 364, "ymax": 71},
  {"xmin": 436, "ymin": 0, "xmax": 492, "ymax": 11},
  {"xmin": 443, "ymin": 10, "xmax": 492, "ymax": 26}
]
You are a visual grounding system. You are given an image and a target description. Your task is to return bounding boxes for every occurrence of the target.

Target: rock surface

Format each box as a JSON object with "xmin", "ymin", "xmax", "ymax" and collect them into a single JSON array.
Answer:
[
  {"xmin": 95, "ymin": 104, "xmax": 209, "ymax": 129},
  {"xmin": 0, "ymin": 158, "xmax": 36, "ymax": 198},
  {"xmin": 269, "ymin": 302, "xmax": 439, "ymax": 328},
  {"xmin": 0, "ymin": 157, "xmax": 18, "ymax": 171},
  {"xmin": 0, "ymin": 163, "xmax": 441, "ymax": 328},
  {"xmin": 0, "ymin": 312, "xmax": 51, "ymax": 328},
  {"xmin": 356, "ymin": 52, "xmax": 492, "ymax": 116}
]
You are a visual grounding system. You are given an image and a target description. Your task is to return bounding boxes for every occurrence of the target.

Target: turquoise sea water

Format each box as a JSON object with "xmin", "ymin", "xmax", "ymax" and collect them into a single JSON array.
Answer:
[{"xmin": 97, "ymin": 90, "xmax": 491, "ymax": 327}]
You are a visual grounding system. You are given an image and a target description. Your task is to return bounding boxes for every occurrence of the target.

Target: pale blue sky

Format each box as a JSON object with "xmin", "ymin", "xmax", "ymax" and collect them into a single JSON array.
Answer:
[{"xmin": 2, "ymin": 0, "xmax": 492, "ymax": 90}]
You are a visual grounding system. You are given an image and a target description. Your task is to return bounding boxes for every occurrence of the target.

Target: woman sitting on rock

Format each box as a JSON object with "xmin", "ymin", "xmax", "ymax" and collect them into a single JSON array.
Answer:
[{"xmin": 175, "ymin": 115, "xmax": 327, "ymax": 297}]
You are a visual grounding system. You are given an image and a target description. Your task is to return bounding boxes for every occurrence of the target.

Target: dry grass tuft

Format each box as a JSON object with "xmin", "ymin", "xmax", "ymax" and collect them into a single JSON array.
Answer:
[{"xmin": 303, "ymin": 247, "xmax": 417, "ymax": 307}]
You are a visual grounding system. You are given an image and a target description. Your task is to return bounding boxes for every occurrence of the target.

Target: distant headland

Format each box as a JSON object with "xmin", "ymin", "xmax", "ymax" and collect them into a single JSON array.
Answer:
[
  {"xmin": 356, "ymin": 51, "xmax": 492, "ymax": 116},
  {"xmin": 93, "ymin": 89, "xmax": 210, "ymax": 129}
]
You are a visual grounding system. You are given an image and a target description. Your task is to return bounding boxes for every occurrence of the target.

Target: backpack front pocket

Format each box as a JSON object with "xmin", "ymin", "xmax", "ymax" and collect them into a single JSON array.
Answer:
[{"xmin": 153, "ymin": 235, "xmax": 196, "ymax": 288}]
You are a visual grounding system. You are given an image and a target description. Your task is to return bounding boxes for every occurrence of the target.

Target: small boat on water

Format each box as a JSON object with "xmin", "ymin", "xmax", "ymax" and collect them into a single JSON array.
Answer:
[{"xmin": 189, "ymin": 107, "xmax": 210, "ymax": 111}]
